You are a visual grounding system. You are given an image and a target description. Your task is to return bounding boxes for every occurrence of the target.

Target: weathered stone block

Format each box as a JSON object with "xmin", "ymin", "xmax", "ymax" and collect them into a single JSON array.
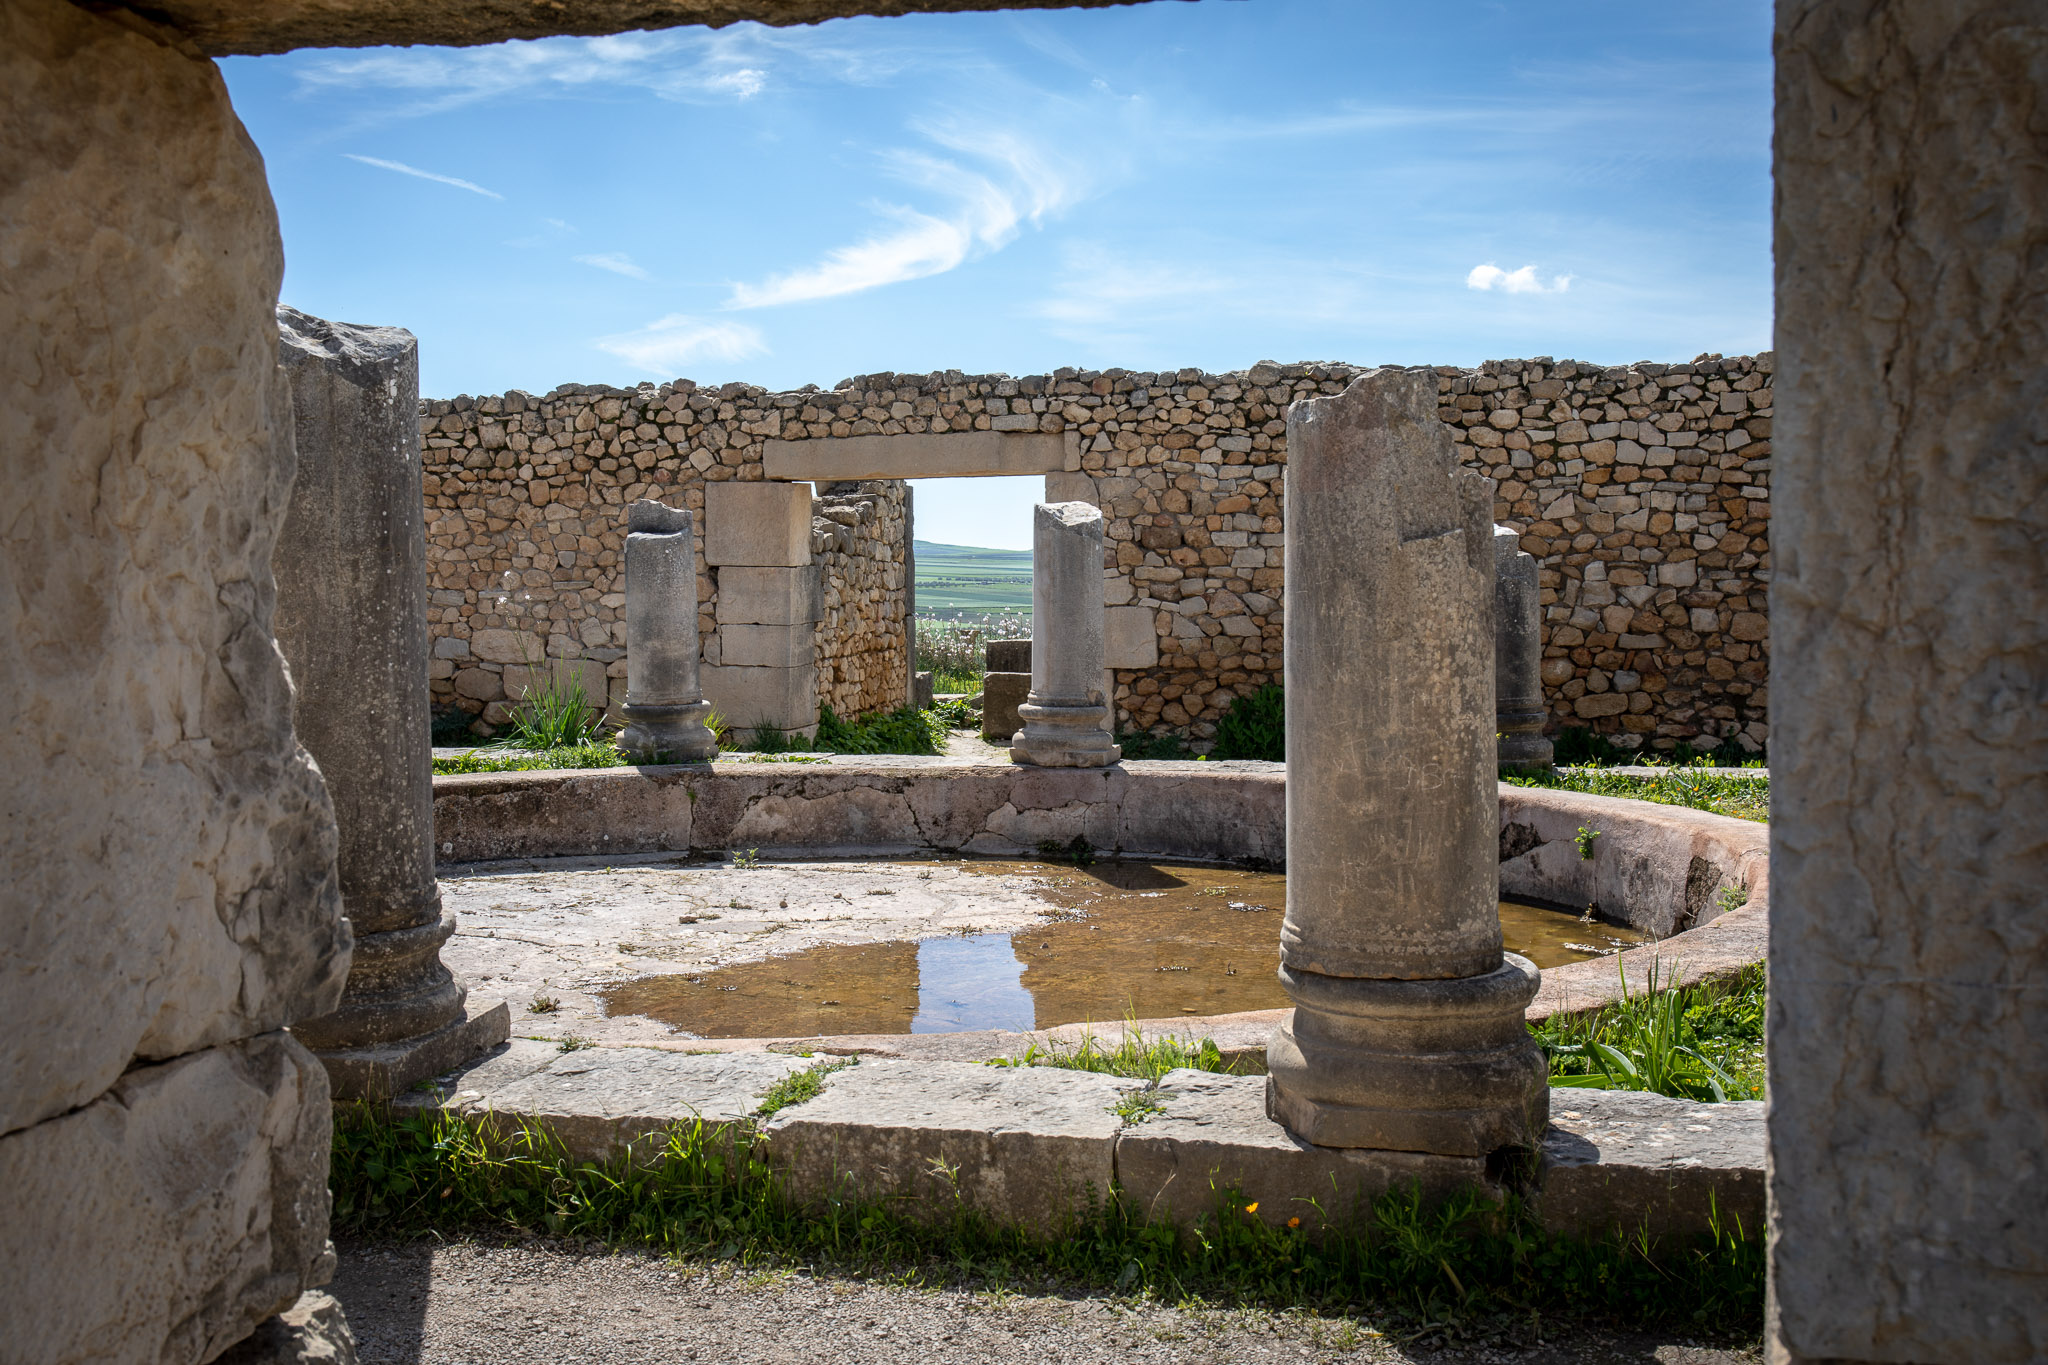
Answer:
[
  {"xmin": 763, "ymin": 430, "xmax": 1065, "ymax": 482},
  {"xmin": 703, "ymin": 662, "xmax": 818, "ymax": 732},
  {"xmin": 0, "ymin": 1032, "xmax": 335, "ymax": 1365},
  {"xmin": 704, "ymin": 481, "xmax": 814, "ymax": 567},
  {"xmin": 418, "ymin": 1047, "xmax": 809, "ymax": 1164},
  {"xmin": 0, "ymin": 0, "xmax": 350, "ymax": 1136},
  {"xmin": 1104, "ymin": 606, "xmax": 1160, "ymax": 669},
  {"xmin": 980, "ymin": 671, "xmax": 1030, "ymax": 739},
  {"xmin": 1770, "ymin": 5, "xmax": 2048, "ymax": 1360},
  {"xmin": 714, "ymin": 566, "xmax": 822, "ymax": 626},
  {"xmin": 469, "ymin": 628, "xmax": 545, "ymax": 665},
  {"xmin": 1536, "ymin": 1089, "xmax": 1764, "ymax": 1242},
  {"xmin": 764, "ymin": 1059, "xmax": 1138, "ymax": 1233},
  {"xmin": 985, "ymin": 638, "xmax": 1032, "ymax": 673},
  {"xmin": 213, "ymin": 1292, "xmax": 357, "ymax": 1365},
  {"xmin": 720, "ymin": 622, "xmax": 816, "ymax": 669},
  {"xmin": 1116, "ymin": 1070, "xmax": 1489, "ymax": 1232}
]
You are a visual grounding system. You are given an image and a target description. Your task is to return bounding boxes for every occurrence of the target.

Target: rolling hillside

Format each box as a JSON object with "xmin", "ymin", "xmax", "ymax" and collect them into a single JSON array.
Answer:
[{"xmin": 913, "ymin": 540, "xmax": 1033, "ymax": 617}]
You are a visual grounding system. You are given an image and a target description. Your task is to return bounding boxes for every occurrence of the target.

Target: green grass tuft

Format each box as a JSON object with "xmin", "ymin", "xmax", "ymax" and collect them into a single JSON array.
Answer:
[
  {"xmin": 754, "ymin": 1056, "xmax": 856, "ymax": 1117},
  {"xmin": 1505, "ymin": 765, "xmax": 1768, "ymax": 823},
  {"xmin": 1534, "ymin": 963, "xmax": 1765, "ymax": 1101},
  {"xmin": 434, "ymin": 741, "xmax": 629, "ymax": 775}
]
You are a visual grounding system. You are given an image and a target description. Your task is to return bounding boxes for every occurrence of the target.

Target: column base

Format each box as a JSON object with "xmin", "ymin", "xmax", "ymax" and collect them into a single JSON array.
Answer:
[
  {"xmin": 1496, "ymin": 707, "xmax": 1554, "ymax": 772},
  {"xmin": 313, "ymin": 998, "xmax": 511, "ymax": 1102},
  {"xmin": 1266, "ymin": 956, "xmax": 1548, "ymax": 1155},
  {"xmin": 1010, "ymin": 698, "xmax": 1121, "ymax": 768},
  {"xmin": 619, "ymin": 699, "xmax": 719, "ymax": 763}
]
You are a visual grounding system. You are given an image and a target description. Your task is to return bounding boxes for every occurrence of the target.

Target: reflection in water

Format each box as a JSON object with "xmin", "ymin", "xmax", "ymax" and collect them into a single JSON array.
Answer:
[{"xmin": 599, "ymin": 859, "xmax": 1646, "ymax": 1039}]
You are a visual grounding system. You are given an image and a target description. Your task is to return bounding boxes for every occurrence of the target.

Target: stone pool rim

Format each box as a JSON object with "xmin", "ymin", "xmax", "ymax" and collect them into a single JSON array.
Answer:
[{"xmin": 433, "ymin": 755, "xmax": 1768, "ymax": 1039}]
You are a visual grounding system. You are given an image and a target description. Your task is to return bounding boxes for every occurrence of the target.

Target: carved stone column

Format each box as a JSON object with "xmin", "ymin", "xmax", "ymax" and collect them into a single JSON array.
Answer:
[
  {"xmin": 1494, "ymin": 524, "xmax": 1555, "ymax": 771},
  {"xmin": 1266, "ymin": 368, "xmax": 1547, "ymax": 1156},
  {"xmin": 1011, "ymin": 502, "xmax": 1120, "ymax": 768},
  {"xmin": 272, "ymin": 306, "xmax": 508, "ymax": 1099},
  {"xmin": 617, "ymin": 499, "xmax": 718, "ymax": 763}
]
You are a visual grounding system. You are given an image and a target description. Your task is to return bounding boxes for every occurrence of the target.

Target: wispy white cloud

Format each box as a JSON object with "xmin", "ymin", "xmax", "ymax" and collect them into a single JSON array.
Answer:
[
  {"xmin": 1466, "ymin": 263, "xmax": 1572, "ymax": 294},
  {"xmin": 575, "ymin": 252, "xmax": 652, "ymax": 280},
  {"xmin": 596, "ymin": 314, "xmax": 767, "ymax": 373},
  {"xmin": 343, "ymin": 154, "xmax": 503, "ymax": 199},
  {"xmin": 295, "ymin": 26, "xmax": 926, "ymax": 124},
  {"xmin": 727, "ymin": 126, "xmax": 1081, "ymax": 308}
]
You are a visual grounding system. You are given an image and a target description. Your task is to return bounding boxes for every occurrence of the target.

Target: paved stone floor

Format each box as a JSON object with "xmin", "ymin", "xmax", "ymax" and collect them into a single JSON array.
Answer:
[{"xmin": 331, "ymin": 1238, "xmax": 1761, "ymax": 1365}]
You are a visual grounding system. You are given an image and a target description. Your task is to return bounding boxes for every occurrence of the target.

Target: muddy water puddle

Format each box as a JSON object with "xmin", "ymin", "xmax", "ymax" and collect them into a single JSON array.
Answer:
[{"xmin": 600, "ymin": 859, "xmax": 1644, "ymax": 1039}]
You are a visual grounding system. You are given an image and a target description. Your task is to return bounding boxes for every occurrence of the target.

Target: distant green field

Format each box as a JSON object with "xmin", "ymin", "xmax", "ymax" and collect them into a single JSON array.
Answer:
[{"xmin": 914, "ymin": 540, "xmax": 1033, "ymax": 618}]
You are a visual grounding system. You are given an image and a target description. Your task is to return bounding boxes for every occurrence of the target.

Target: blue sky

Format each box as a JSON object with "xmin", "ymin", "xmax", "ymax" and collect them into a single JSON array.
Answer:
[{"xmin": 221, "ymin": 0, "xmax": 1771, "ymax": 549}]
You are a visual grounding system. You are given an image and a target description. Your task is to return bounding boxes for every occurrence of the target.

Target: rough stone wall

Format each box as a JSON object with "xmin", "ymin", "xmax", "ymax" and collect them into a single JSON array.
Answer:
[
  {"xmin": 1768, "ymin": 2, "xmax": 2048, "ymax": 1361},
  {"xmin": 812, "ymin": 481, "xmax": 911, "ymax": 717},
  {"xmin": 422, "ymin": 382, "xmax": 759, "ymax": 725},
  {"xmin": 1440, "ymin": 354, "xmax": 1773, "ymax": 751},
  {"xmin": 423, "ymin": 356, "xmax": 1771, "ymax": 753},
  {"xmin": 1, "ymin": 0, "xmax": 351, "ymax": 1358}
]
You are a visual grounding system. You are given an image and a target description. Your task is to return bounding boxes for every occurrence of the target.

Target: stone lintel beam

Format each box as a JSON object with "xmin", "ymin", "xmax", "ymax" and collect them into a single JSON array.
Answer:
[
  {"xmin": 1265, "ymin": 368, "xmax": 1546, "ymax": 1156},
  {"xmin": 763, "ymin": 429, "xmax": 1074, "ymax": 483},
  {"xmin": 143, "ymin": 0, "xmax": 1181, "ymax": 59}
]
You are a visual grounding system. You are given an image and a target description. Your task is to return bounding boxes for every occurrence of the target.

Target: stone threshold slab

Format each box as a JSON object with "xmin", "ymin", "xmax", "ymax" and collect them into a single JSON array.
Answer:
[{"xmin": 394, "ymin": 1042, "xmax": 1763, "ymax": 1243}]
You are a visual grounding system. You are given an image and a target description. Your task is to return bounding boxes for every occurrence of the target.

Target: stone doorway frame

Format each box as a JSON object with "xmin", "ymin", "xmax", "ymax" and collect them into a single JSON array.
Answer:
[{"xmin": 702, "ymin": 428, "xmax": 1157, "ymax": 735}]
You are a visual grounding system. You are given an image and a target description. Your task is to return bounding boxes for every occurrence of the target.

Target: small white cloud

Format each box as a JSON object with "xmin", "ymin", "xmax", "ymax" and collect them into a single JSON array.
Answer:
[
  {"xmin": 1466, "ymin": 262, "xmax": 1572, "ymax": 294},
  {"xmin": 575, "ymin": 252, "xmax": 652, "ymax": 280},
  {"xmin": 343, "ymin": 153, "xmax": 503, "ymax": 199},
  {"xmin": 595, "ymin": 314, "xmax": 767, "ymax": 373},
  {"xmin": 705, "ymin": 67, "xmax": 766, "ymax": 99}
]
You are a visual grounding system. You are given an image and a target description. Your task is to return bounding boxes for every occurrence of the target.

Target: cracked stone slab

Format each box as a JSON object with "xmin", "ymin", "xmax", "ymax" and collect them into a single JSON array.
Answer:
[
  {"xmin": 763, "ymin": 1059, "xmax": 1141, "ymax": 1233},
  {"xmin": 1535, "ymin": 1088, "xmax": 1765, "ymax": 1240},
  {"xmin": 1115, "ymin": 1070, "xmax": 1491, "ymax": 1233}
]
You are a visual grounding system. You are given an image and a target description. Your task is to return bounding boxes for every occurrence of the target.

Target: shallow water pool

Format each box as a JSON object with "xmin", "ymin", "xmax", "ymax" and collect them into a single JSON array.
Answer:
[{"xmin": 599, "ymin": 859, "xmax": 1642, "ymax": 1038}]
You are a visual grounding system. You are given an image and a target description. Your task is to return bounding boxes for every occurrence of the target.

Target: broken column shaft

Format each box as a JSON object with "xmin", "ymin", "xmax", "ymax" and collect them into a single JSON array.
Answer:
[
  {"xmin": 1494, "ymin": 525, "xmax": 1555, "ymax": 771},
  {"xmin": 272, "ymin": 306, "xmax": 508, "ymax": 1099},
  {"xmin": 618, "ymin": 499, "xmax": 718, "ymax": 763},
  {"xmin": 1011, "ymin": 502, "xmax": 1120, "ymax": 768},
  {"xmin": 1266, "ymin": 369, "xmax": 1547, "ymax": 1156}
]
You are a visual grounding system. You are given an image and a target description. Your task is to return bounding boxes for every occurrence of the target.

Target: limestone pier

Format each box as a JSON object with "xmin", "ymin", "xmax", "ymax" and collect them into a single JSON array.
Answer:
[
  {"xmin": 273, "ymin": 305, "xmax": 509, "ymax": 1100},
  {"xmin": 1010, "ymin": 502, "xmax": 1121, "ymax": 768},
  {"xmin": 618, "ymin": 499, "xmax": 719, "ymax": 763},
  {"xmin": 1266, "ymin": 368, "xmax": 1547, "ymax": 1156},
  {"xmin": 1494, "ymin": 524, "xmax": 1555, "ymax": 771}
]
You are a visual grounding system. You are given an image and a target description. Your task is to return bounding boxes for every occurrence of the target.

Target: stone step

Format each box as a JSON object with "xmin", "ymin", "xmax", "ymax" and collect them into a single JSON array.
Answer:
[{"xmin": 393, "ymin": 1041, "xmax": 1763, "ymax": 1244}]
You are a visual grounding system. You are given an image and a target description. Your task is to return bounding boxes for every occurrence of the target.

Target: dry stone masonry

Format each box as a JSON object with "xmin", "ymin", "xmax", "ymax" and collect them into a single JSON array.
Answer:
[{"xmin": 422, "ymin": 356, "xmax": 1770, "ymax": 753}]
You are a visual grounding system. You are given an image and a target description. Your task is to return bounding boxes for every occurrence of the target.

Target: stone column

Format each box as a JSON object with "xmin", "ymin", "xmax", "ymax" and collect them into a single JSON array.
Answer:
[
  {"xmin": 273, "ymin": 305, "xmax": 508, "ymax": 1100},
  {"xmin": 1266, "ymin": 369, "xmax": 1546, "ymax": 1155},
  {"xmin": 1011, "ymin": 502, "xmax": 1120, "ymax": 767},
  {"xmin": 1494, "ymin": 524, "xmax": 1554, "ymax": 771},
  {"xmin": 1769, "ymin": 4, "xmax": 2048, "ymax": 1361},
  {"xmin": 618, "ymin": 499, "xmax": 718, "ymax": 762}
]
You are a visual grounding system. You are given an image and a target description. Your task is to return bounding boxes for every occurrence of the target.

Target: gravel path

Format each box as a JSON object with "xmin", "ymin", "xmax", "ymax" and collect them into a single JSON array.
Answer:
[{"xmin": 331, "ymin": 1237, "xmax": 1760, "ymax": 1365}]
